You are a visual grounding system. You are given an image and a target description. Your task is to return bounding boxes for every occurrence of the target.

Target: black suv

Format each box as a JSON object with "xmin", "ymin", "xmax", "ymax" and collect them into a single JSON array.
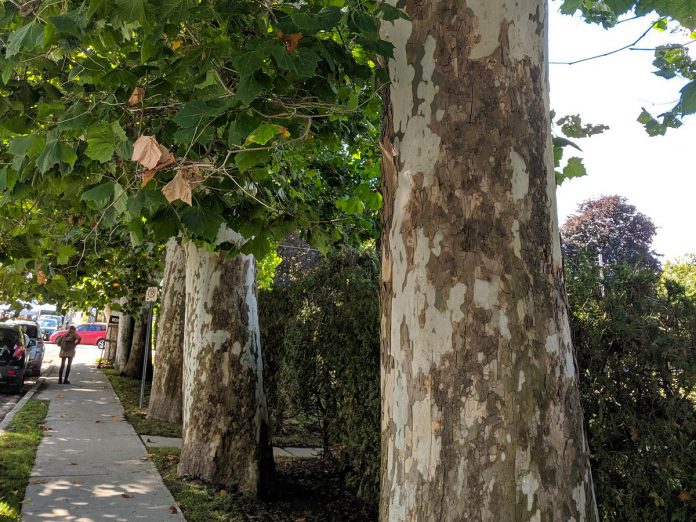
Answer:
[{"xmin": 0, "ymin": 324, "xmax": 28, "ymax": 393}]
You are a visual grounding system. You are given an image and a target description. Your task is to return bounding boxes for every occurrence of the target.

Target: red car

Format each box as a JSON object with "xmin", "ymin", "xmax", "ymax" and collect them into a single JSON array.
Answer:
[{"xmin": 50, "ymin": 323, "xmax": 108, "ymax": 349}]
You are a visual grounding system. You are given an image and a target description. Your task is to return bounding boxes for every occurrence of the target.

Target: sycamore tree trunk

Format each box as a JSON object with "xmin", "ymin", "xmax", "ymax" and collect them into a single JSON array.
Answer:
[
  {"xmin": 124, "ymin": 310, "xmax": 152, "ymax": 379},
  {"xmin": 114, "ymin": 314, "xmax": 133, "ymax": 374},
  {"xmin": 104, "ymin": 311, "xmax": 119, "ymax": 362},
  {"xmin": 178, "ymin": 234, "xmax": 273, "ymax": 497},
  {"xmin": 379, "ymin": 2, "xmax": 597, "ymax": 520},
  {"xmin": 148, "ymin": 239, "xmax": 186, "ymax": 423}
]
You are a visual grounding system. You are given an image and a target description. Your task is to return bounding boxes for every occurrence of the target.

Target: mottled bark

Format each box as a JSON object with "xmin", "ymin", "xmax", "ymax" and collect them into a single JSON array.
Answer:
[
  {"xmin": 104, "ymin": 311, "xmax": 119, "ymax": 361},
  {"xmin": 148, "ymin": 239, "xmax": 186, "ymax": 424},
  {"xmin": 124, "ymin": 311, "xmax": 151, "ymax": 379},
  {"xmin": 178, "ymin": 235, "xmax": 273, "ymax": 497},
  {"xmin": 114, "ymin": 314, "xmax": 133, "ymax": 374},
  {"xmin": 379, "ymin": 2, "xmax": 597, "ymax": 521}
]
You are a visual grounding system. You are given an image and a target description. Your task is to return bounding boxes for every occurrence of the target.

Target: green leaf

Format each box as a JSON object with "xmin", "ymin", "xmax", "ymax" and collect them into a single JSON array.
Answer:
[
  {"xmin": 36, "ymin": 139, "xmax": 61, "ymax": 173},
  {"xmin": 58, "ymin": 103, "xmax": 90, "ymax": 131},
  {"xmin": 227, "ymin": 113, "xmax": 260, "ymax": 147},
  {"xmin": 237, "ymin": 73, "xmax": 263, "ymax": 106},
  {"xmin": 679, "ymin": 81, "xmax": 696, "ymax": 115},
  {"xmin": 173, "ymin": 100, "xmax": 226, "ymax": 128},
  {"xmin": 235, "ymin": 150, "xmax": 271, "ymax": 171},
  {"xmin": 7, "ymin": 22, "xmax": 45, "ymax": 58},
  {"xmin": 81, "ymin": 181, "xmax": 116, "ymax": 209},
  {"xmin": 240, "ymin": 234, "xmax": 271, "ymax": 259},
  {"xmin": 127, "ymin": 218, "xmax": 144, "ymax": 246},
  {"xmin": 560, "ymin": 0, "xmax": 583, "ymax": 15},
  {"xmin": 292, "ymin": 48, "xmax": 321, "ymax": 78},
  {"xmin": 556, "ymin": 157, "xmax": 587, "ymax": 185},
  {"xmin": 180, "ymin": 206, "xmax": 224, "ymax": 241},
  {"xmin": 246, "ymin": 123, "xmax": 280, "ymax": 145},
  {"xmin": 0, "ymin": 169, "xmax": 18, "ymax": 192},
  {"xmin": 56, "ymin": 245, "xmax": 77, "ymax": 265},
  {"xmin": 85, "ymin": 121, "xmax": 127, "ymax": 163},
  {"xmin": 379, "ymin": 4, "xmax": 409, "ymax": 22},
  {"xmin": 48, "ymin": 11, "xmax": 84, "ymax": 38},
  {"xmin": 234, "ymin": 51, "xmax": 265, "ymax": 76},
  {"xmin": 115, "ymin": 0, "xmax": 146, "ymax": 25}
]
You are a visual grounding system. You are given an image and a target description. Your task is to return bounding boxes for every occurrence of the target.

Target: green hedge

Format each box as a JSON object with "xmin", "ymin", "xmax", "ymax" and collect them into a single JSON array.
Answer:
[
  {"xmin": 567, "ymin": 257, "xmax": 696, "ymax": 521},
  {"xmin": 259, "ymin": 249, "xmax": 380, "ymax": 501}
]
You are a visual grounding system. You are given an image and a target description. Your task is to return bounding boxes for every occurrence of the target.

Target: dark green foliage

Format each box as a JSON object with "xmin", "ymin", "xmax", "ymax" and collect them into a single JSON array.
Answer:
[
  {"xmin": 260, "ymin": 248, "xmax": 380, "ymax": 501},
  {"xmin": 566, "ymin": 256, "xmax": 696, "ymax": 520}
]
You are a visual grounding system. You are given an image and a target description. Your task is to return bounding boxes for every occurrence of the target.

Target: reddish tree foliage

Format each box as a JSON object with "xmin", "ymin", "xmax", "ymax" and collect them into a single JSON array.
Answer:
[{"xmin": 561, "ymin": 195, "xmax": 660, "ymax": 269}]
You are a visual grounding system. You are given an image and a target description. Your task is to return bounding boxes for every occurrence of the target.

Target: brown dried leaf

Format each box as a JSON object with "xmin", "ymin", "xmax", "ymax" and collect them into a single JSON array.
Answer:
[
  {"xmin": 71, "ymin": 479, "xmax": 84, "ymax": 485},
  {"xmin": 164, "ymin": 454, "xmax": 178, "ymax": 462},
  {"xmin": 69, "ymin": 462, "xmax": 78, "ymax": 466},
  {"xmin": 30, "ymin": 479, "xmax": 47, "ymax": 485},
  {"xmin": 121, "ymin": 493, "xmax": 134, "ymax": 499},
  {"xmin": 111, "ymin": 415, "xmax": 121, "ymax": 422},
  {"xmin": 169, "ymin": 506, "xmax": 178, "ymax": 514},
  {"xmin": 162, "ymin": 172, "xmax": 192, "ymax": 205},
  {"xmin": 678, "ymin": 490, "xmax": 693, "ymax": 503},
  {"xmin": 128, "ymin": 86, "xmax": 144, "ymax": 106},
  {"xmin": 141, "ymin": 170, "xmax": 157, "ymax": 187},
  {"xmin": 278, "ymin": 31, "xmax": 303, "ymax": 53},
  {"xmin": 132, "ymin": 135, "xmax": 162, "ymax": 170},
  {"xmin": 156, "ymin": 144, "xmax": 175, "ymax": 169}
]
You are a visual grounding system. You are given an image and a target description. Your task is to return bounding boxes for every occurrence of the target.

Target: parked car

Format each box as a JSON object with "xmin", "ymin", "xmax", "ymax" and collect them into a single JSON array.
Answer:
[
  {"xmin": 38, "ymin": 316, "xmax": 61, "ymax": 340},
  {"xmin": 50, "ymin": 323, "xmax": 108, "ymax": 349},
  {"xmin": 0, "ymin": 324, "xmax": 28, "ymax": 393},
  {"xmin": 6, "ymin": 320, "xmax": 45, "ymax": 377}
]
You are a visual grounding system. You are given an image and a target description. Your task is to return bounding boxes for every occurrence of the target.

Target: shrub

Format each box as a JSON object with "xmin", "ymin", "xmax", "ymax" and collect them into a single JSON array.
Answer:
[
  {"xmin": 260, "ymin": 249, "xmax": 380, "ymax": 501},
  {"xmin": 566, "ymin": 257, "xmax": 696, "ymax": 521}
]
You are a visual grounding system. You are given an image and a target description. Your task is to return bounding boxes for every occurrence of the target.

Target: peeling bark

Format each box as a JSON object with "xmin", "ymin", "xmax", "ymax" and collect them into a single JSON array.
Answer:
[
  {"xmin": 178, "ymin": 235, "xmax": 273, "ymax": 497},
  {"xmin": 114, "ymin": 314, "xmax": 133, "ymax": 374},
  {"xmin": 148, "ymin": 239, "xmax": 186, "ymax": 424},
  {"xmin": 379, "ymin": 2, "xmax": 597, "ymax": 520}
]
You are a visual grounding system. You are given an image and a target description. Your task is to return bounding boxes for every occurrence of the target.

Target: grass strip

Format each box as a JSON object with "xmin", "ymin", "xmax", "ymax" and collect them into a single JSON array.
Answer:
[
  {"xmin": 102, "ymin": 369, "xmax": 181, "ymax": 438},
  {"xmin": 0, "ymin": 398, "xmax": 49, "ymax": 521},
  {"xmin": 149, "ymin": 447, "xmax": 377, "ymax": 521}
]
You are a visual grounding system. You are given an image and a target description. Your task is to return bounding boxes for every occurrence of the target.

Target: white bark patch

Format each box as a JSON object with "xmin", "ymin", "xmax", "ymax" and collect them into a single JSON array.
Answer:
[
  {"xmin": 498, "ymin": 312, "xmax": 511, "ymax": 340},
  {"xmin": 517, "ymin": 370, "xmax": 526, "ymax": 391},
  {"xmin": 545, "ymin": 332, "xmax": 559, "ymax": 354},
  {"xmin": 411, "ymin": 398, "xmax": 441, "ymax": 480},
  {"xmin": 510, "ymin": 149, "xmax": 529, "ymax": 202},
  {"xmin": 467, "ymin": 0, "xmax": 543, "ymax": 62},
  {"xmin": 520, "ymin": 472, "xmax": 539, "ymax": 511},
  {"xmin": 473, "ymin": 276, "xmax": 501, "ymax": 310},
  {"xmin": 511, "ymin": 219, "xmax": 522, "ymax": 258}
]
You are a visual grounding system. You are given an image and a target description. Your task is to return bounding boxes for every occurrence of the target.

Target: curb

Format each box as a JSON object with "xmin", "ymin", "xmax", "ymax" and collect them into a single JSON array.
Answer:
[{"xmin": 0, "ymin": 359, "xmax": 55, "ymax": 433}]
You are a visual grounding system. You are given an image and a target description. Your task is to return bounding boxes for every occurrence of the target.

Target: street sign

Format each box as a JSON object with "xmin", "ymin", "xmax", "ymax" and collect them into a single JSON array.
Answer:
[{"xmin": 145, "ymin": 287, "xmax": 159, "ymax": 302}]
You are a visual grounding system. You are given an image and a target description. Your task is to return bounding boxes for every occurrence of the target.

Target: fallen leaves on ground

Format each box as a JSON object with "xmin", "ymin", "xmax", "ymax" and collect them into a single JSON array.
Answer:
[
  {"xmin": 169, "ymin": 505, "xmax": 178, "ymax": 514},
  {"xmin": 122, "ymin": 493, "xmax": 134, "ymax": 499},
  {"xmin": 30, "ymin": 479, "xmax": 47, "ymax": 485}
]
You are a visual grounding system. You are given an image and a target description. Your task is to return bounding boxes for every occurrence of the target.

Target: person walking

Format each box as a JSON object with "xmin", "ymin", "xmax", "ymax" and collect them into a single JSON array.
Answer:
[{"xmin": 58, "ymin": 326, "xmax": 81, "ymax": 384}]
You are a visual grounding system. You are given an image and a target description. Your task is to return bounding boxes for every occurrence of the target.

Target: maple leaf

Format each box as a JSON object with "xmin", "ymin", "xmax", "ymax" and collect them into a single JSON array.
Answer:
[
  {"xmin": 132, "ymin": 135, "xmax": 162, "ymax": 170},
  {"xmin": 128, "ymin": 86, "xmax": 144, "ymax": 106},
  {"xmin": 162, "ymin": 171, "xmax": 192, "ymax": 205}
]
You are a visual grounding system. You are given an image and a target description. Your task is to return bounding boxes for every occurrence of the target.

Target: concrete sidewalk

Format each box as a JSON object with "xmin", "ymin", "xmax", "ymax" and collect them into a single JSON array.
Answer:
[{"xmin": 22, "ymin": 349, "xmax": 185, "ymax": 521}]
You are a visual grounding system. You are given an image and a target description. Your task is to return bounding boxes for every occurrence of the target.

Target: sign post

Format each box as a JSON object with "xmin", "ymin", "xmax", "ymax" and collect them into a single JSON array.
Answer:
[{"xmin": 139, "ymin": 287, "xmax": 159, "ymax": 410}]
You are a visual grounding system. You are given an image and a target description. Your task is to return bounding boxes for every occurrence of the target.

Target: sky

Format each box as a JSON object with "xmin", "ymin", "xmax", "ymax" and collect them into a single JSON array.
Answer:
[{"xmin": 547, "ymin": 3, "xmax": 695, "ymax": 261}]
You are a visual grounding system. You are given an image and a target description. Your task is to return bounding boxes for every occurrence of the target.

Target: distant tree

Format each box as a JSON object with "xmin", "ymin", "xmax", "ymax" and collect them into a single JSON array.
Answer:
[
  {"xmin": 561, "ymin": 195, "xmax": 660, "ymax": 270},
  {"xmin": 662, "ymin": 254, "xmax": 696, "ymax": 300}
]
